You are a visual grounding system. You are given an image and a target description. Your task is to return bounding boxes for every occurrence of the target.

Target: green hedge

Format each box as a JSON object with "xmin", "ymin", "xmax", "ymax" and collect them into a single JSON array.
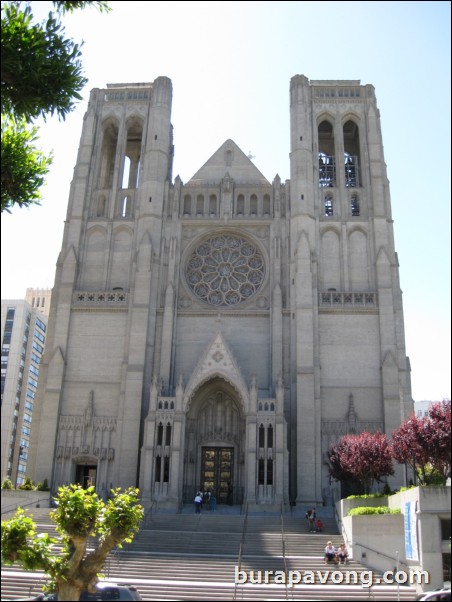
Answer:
[
  {"xmin": 346, "ymin": 493, "xmax": 387, "ymax": 500},
  {"xmin": 348, "ymin": 506, "xmax": 401, "ymax": 516}
]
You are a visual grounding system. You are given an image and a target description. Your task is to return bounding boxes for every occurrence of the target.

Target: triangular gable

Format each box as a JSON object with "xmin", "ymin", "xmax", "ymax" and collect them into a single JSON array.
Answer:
[
  {"xmin": 183, "ymin": 331, "xmax": 250, "ymax": 413},
  {"xmin": 187, "ymin": 139, "xmax": 269, "ymax": 184}
]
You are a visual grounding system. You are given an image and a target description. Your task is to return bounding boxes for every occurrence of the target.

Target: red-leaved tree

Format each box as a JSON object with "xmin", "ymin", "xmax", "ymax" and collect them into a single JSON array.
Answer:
[
  {"xmin": 328, "ymin": 431, "xmax": 394, "ymax": 494},
  {"xmin": 391, "ymin": 400, "xmax": 451, "ymax": 485}
]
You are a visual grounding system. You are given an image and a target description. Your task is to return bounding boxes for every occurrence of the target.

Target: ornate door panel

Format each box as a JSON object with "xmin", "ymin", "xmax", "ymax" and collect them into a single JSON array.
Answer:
[{"xmin": 201, "ymin": 447, "xmax": 233, "ymax": 504}]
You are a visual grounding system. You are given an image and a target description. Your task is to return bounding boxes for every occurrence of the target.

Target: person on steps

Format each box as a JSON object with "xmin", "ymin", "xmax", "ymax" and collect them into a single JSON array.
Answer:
[
  {"xmin": 324, "ymin": 541, "xmax": 338, "ymax": 564},
  {"xmin": 337, "ymin": 543, "xmax": 349, "ymax": 564}
]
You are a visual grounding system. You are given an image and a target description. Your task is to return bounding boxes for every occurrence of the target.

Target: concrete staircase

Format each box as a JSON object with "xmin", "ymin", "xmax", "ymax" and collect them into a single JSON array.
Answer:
[{"xmin": 1, "ymin": 507, "xmax": 419, "ymax": 601}]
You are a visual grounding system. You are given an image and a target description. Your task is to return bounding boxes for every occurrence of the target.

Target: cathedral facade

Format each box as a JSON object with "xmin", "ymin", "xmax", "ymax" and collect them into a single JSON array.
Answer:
[{"xmin": 28, "ymin": 75, "xmax": 413, "ymax": 509}]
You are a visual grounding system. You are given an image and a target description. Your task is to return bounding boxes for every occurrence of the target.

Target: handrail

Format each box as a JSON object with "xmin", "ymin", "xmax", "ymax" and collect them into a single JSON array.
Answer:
[
  {"xmin": 142, "ymin": 500, "xmax": 156, "ymax": 528},
  {"xmin": 280, "ymin": 503, "xmax": 290, "ymax": 600},
  {"xmin": 1, "ymin": 495, "xmax": 51, "ymax": 516},
  {"xmin": 106, "ymin": 499, "xmax": 154, "ymax": 577},
  {"xmin": 352, "ymin": 540, "xmax": 410, "ymax": 568},
  {"xmin": 233, "ymin": 503, "xmax": 248, "ymax": 601}
]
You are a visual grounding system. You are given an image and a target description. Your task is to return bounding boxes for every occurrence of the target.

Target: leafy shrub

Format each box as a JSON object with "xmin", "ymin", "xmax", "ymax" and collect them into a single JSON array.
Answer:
[
  {"xmin": 348, "ymin": 506, "xmax": 401, "ymax": 516},
  {"xmin": 1, "ymin": 478, "xmax": 13, "ymax": 490},
  {"xmin": 36, "ymin": 478, "xmax": 50, "ymax": 491},
  {"xmin": 382, "ymin": 483, "xmax": 393, "ymax": 495},
  {"xmin": 18, "ymin": 476, "xmax": 35, "ymax": 490},
  {"xmin": 346, "ymin": 493, "xmax": 387, "ymax": 499},
  {"xmin": 397, "ymin": 485, "xmax": 417, "ymax": 493}
]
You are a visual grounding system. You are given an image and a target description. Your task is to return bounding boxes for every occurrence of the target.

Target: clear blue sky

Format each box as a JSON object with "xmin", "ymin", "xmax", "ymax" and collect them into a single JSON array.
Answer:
[{"xmin": 1, "ymin": 1, "xmax": 450, "ymax": 401}]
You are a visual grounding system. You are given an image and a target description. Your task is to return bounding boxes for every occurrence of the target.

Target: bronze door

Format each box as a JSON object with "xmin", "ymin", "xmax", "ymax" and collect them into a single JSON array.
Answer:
[{"xmin": 201, "ymin": 447, "xmax": 234, "ymax": 504}]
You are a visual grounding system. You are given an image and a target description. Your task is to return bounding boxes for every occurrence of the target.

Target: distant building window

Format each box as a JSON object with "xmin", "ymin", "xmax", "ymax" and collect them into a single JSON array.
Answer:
[{"xmin": 34, "ymin": 330, "xmax": 45, "ymax": 344}]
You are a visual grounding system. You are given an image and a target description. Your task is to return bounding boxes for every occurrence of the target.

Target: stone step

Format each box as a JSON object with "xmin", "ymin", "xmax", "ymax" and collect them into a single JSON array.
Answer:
[
  {"xmin": 0, "ymin": 571, "xmax": 419, "ymax": 601},
  {"xmin": 1, "ymin": 511, "xmax": 419, "ymax": 601}
]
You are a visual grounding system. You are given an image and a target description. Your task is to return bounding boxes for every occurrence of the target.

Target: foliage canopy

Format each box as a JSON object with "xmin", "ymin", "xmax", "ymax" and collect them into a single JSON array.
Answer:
[
  {"xmin": 328, "ymin": 430, "xmax": 394, "ymax": 494},
  {"xmin": 1, "ymin": 484, "xmax": 144, "ymax": 601},
  {"xmin": 1, "ymin": 1, "xmax": 110, "ymax": 213},
  {"xmin": 392, "ymin": 400, "xmax": 451, "ymax": 485}
]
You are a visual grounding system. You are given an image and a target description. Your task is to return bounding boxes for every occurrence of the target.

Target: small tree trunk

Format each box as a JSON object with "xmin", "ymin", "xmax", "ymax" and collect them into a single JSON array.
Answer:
[{"xmin": 58, "ymin": 582, "xmax": 83, "ymax": 601}]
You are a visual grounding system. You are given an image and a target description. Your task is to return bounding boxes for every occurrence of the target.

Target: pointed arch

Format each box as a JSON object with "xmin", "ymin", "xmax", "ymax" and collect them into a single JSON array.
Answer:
[
  {"xmin": 349, "ymin": 227, "xmax": 369, "ymax": 290},
  {"xmin": 123, "ymin": 116, "xmax": 143, "ymax": 189},
  {"xmin": 109, "ymin": 226, "xmax": 133, "ymax": 289},
  {"xmin": 183, "ymin": 332, "xmax": 250, "ymax": 414},
  {"xmin": 343, "ymin": 117, "xmax": 361, "ymax": 187},
  {"xmin": 320, "ymin": 227, "xmax": 341, "ymax": 290},
  {"xmin": 99, "ymin": 118, "xmax": 119, "ymax": 189},
  {"xmin": 81, "ymin": 226, "xmax": 107, "ymax": 289}
]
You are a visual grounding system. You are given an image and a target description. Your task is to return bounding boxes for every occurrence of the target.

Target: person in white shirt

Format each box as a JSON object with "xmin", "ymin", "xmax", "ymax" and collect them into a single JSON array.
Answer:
[{"xmin": 324, "ymin": 541, "xmax": 338, "ymax": 564}]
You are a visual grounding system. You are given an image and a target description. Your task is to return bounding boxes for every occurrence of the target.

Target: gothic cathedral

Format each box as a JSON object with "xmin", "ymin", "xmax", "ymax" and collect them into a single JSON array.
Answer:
[{"xmin": 28, "ymin": 75, "xmax": 413, "ymax": 510}]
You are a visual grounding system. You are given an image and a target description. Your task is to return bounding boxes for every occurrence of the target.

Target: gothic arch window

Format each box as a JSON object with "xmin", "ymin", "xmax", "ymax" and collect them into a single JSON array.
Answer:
[
  {"xmin": 194, "ymin": 389, "xmax": 241, "ymax": 446},
  {"xmin": 155, "ymin": 456, "xmax": 161, "ymax": 481},
  {"xmin": 184, "ymin": 233, "xmax": 266, "ymax": 307},
  {"xmin": 257, "ymin": 422, "xmax": 274, "ymax": 488},
  {"xmin": 165, "ymin": 423, "xmax": 172, "ymax": 446},
  {"xmin": 157, "ymin": 422, "xmax": 164, "ymax": 446},
  {"xmin": 237, "ymin": 194, "xmax": 245, "ymax": 215},
  {"xmin": 99, "ymin": 120, "xmax": 119, "ymax": 189},
  {"xmin": 267, "ymin": 458, "xmax": 273, "ymax": 485},
  {"xmin": 209, "ymin": 194, "xmax": 217, "ymax": 216},
  {"xmin": 123, "ymin": 118, "xmax": 143, "ymax": 188},
  {"xmin": 318, "ymin": 119, "xmax": 335, "ymax": 188},
  {"xmin": 121, "ymin": 157, "xmax": 131, "ymax": 189},
  {"xmin": 163, "ymin": 457, "xmax": 170, "ymax": 482},
  {"xmin": 197, "ymin": 194, "xmax": 204, "ymax": 215},
  {"xmin": 259, "ymin": 424, "xmax": 265, "ymax": 447},
  {"xmin": 250, "ymin": 194, "xmax": 258, "ymax": 216},
  {"xmin": 343, "ymin": 120, "xmax": 361, "ymax": 187},
  {"xmin": 324, "ymin": 194, "xmax": 333, "ymax": 216},
  {"xmin": 183, "ymin": 195, "xmax": 192, "ymax": 216},
  {"xmin": 263, "ymin": 194, "xmax": 271, "ymax": 216},
  {"xmin": 267, "ymin": 424, "xmax": 273, "ymax": 447},
  {"xmin": 121, "ymin": 195, "xmax": 131, "ymax": 218}
]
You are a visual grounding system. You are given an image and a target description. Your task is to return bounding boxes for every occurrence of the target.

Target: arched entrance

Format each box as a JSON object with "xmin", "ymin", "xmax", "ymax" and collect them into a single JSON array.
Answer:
[{"xmin": 184, "ymin": 379, "xmax": 245, "ymax": 504}]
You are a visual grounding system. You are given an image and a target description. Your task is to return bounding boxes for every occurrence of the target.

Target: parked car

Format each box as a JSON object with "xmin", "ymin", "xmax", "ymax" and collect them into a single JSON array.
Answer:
[
  {"xmin": 18, "ymin": 582, "xmax": 143, "ymax": 601},
  {"xmin": 415, "ymin": 589, "xmax": 451, "ymax": 601}
]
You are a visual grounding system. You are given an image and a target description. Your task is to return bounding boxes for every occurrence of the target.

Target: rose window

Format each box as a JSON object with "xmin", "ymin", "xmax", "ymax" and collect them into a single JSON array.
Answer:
[{"xmin": 185, "ymin": 234, "xmax": 265, "ymax": 306}]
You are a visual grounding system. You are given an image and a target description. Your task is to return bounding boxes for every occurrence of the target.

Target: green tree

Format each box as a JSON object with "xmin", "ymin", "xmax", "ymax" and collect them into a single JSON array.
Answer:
[
  {"xmin": 1, "ymin": 0, "xmax": 110, "ymax": 213},
  {"xmin": 1, "ymin": 484, "xmax": 144, "ymax": 601}
]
